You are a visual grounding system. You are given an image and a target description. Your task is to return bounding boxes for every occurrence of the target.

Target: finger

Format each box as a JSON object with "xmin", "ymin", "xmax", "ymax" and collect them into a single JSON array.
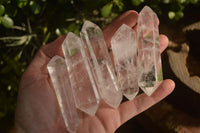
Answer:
[
  {"xmin": 160, "ymin": 34, "xmax": 169, "ymax": 53},
  {"xmin": 118, "ymin": 79, "xmax": 175, "ymax": 124},
  {"xmin": 41, "ymin": 35, "xmax": 66, "ymax": 58},
  {"xmin": 103, "ymin": 10, "xmax": 138, "ymax": 48}
]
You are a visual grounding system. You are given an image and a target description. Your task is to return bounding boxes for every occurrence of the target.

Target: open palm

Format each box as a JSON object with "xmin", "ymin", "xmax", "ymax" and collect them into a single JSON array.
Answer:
[{"xmin": 15, "ymin": 11, "xmax": 175, "ymax": 133}]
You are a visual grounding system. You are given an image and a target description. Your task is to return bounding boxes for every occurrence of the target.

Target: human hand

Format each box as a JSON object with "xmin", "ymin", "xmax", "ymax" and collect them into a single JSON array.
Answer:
[{"xmin": 14, "ymin": 11, "xmax": 175, "ymax": 133}]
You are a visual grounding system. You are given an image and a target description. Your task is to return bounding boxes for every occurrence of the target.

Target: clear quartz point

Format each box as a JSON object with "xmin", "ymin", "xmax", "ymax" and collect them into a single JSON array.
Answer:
[
  {"xmin": 80, "ymin": 20, "xmax": 122, "ymax": 108},
  {"xmin": 62, "ymin": 32, "xmax": 100, "ymax": 116},
  {"xmin": 47, "ymin": 55, "xmax": 79, "ymax": 133},
  {"xmin": 137, "ymin": 6, "xmax": 163, "ymax": 96},
  {"xmin": 111, "ymin": 24, "xmax": 139, "ymax": 100}
]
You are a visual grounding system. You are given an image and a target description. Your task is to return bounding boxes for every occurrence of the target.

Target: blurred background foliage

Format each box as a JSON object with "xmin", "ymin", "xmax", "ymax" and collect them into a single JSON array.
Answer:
[{"xmin": 0, "ymin": 0, "xmax": 200, "ymax": 132}]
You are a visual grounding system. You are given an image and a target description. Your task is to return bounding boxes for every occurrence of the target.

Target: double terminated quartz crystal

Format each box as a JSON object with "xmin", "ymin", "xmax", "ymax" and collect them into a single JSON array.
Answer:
[
  {"xmin": 47, "ymin": 56, "xmax": 79, "ymax": 133},
  {"xmin": 62, "ymin": 32, "xmax": 100, "ymax": 116},
  {"xmin": 111, "ymin": 24, "xmax": 139, "ymax": 100},
  {"xmin": 137, "ymin": 6, "xmax": 163, "ymax": 96},
  {"xmin": 80, "ymin": 21, "xmax": 122, "ymax": 108}
]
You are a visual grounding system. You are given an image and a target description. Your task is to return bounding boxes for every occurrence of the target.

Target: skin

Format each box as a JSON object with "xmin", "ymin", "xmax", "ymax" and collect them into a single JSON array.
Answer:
[{"xmin": 14, "ymin": 10, "xmax": 175, "ymax": 133}]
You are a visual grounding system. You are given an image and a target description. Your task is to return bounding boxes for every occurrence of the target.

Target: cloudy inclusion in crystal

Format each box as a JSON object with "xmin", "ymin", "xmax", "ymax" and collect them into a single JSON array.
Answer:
[
  {"xmin": 137, "ymin": 6, "xmax": 163, "ymax": 96},
  {"xmin": 111, "ymin": 24, "xmax": 139, "ymax": 100},
  {"xmin": 80, "ymin": 21, "xmax": 122, "ymax": 108},
  {"xmin": 47, "ymin": 56, "xmax": 79, "ymax": 133},
  {"xmin": 62, "ymin": 32, "xmax": 100, "ymax": 116}
]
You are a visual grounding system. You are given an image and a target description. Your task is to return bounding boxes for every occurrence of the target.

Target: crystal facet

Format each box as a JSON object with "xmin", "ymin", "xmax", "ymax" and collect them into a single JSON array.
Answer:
[
  {"xmin": 137, "ymin": 6, "xmax": 163, "ymax": 96},
  {"xmin": 62, "ymin": 32, "xmax": 100, "ymax": 116},
  {"xmin": 47, "ymin": 55, "xmax": 79, "ymax": 133},
  {"xmin": 80, "ymin": 20, "xmax": 122, "ymax": 108},
  {"xmin": 111, "ymin": 24, "xmax": 139, "ymax": 100}
]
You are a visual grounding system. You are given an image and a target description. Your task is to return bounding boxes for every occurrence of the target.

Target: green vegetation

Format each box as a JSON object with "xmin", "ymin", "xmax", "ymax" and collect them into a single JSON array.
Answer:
[{"xmin": 0, "ymin": 0, "xmax": 200, "ymax": 132}]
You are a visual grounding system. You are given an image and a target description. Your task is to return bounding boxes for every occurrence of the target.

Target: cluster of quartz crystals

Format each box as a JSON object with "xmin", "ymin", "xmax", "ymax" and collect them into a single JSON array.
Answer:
[{"xmin": 47, "ymin": 6, "xmax": 163, "ymax": 133}]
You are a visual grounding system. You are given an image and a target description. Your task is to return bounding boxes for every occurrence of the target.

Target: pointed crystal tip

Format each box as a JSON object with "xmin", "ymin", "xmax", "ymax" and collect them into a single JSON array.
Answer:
[
  {"xmin": 62, "ymin": 32, "xmax": 81, "ymax": 57},
  {"xmin": 82, "ymin": 20, "xmax": 95, "ymax": 30},
  {"xmin": 63, "ymin": 32, "xmax": 80, "ymax": 45},
  {"xmin": 119, "ymin": 24, "xmax": 131, "ymax": 30},
  {"xmin": 140, "ymin": 81, "xmax": 162, "ymax": 96},
  {"xmin": 47, "ymin": 55, "xmax": 64, "ymax": 68},
  {"xmin": 79, "ymin": 103, "xmax": 99, "ymax": 116},
  {"xmin": 111, "ymin": 24, "xmax": 134, "ymax": 44},
  {"xmin": 140, "ymin": 6, "xmax": 154, "ymax": 13},
  {"xmin": 123, "ymin": 92, "xmax": 138, "ymax": 101},
  {"xmin": 67, "ymin": 31, "xmax": 75, "ymax": 36},
  {"xmin": 81, "ymin": 20, "xmax": 102, "ymax": 33}
]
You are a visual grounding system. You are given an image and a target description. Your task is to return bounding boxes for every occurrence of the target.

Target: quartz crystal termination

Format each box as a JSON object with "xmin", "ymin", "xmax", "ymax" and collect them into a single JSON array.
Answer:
[
  {"xmin": 47, "ymin": 56, "xmax": 79, "ymax": 133},
  {"xmin": 62, "ymin": 32, "xmax": 100, "ymax": 116},
  {"xmin": 111, "ymin": 24, "xmax": 139, "ymax": 100},
  {"xmin": 137, "ymin": 6, "xmax": 163, "ymax": 96},
  {"xmin": 80, "ymin": 21, "xmax": 122, "ymax": 108}
]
